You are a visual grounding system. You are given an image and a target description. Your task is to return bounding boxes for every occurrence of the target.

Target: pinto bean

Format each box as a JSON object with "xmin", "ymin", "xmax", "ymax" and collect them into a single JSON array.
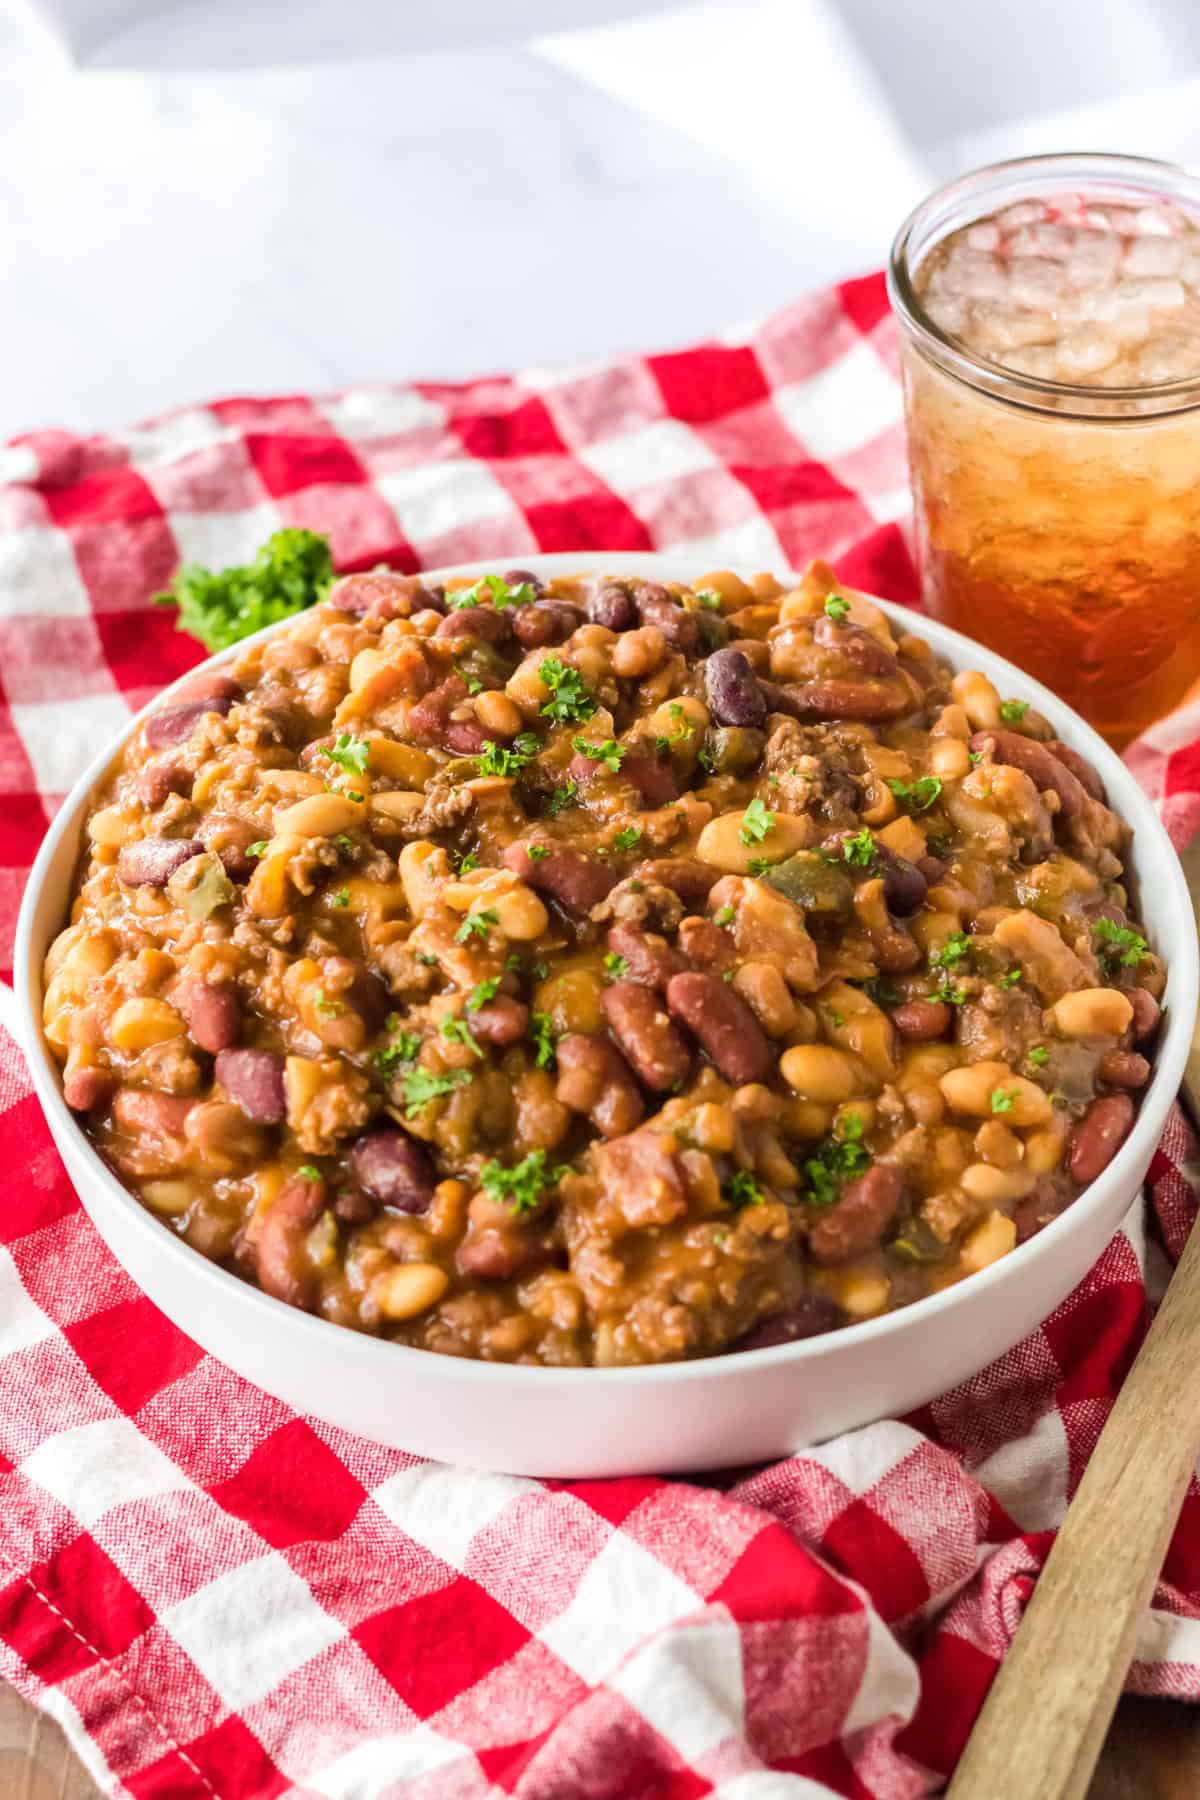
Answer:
[
  {"xmin": 813, "ymin": 614, "xmax": 899, "ymax": 679},
  {"xmin": 257, "ymin": 1176, "xmax": 326, "ymax": 1310},
  {"xmin": 329, "ymin": 571, "xmax": 430, "ymax": 618},
  {"xmin": 789, "ymin": 678, "xmax": 912, "ymax": 722},
  {"xmin": 198, "ymin": 812, "xmax": 260, "ymax": 881},
  {"xmin": 603, "ymin": 981, "xmax": 691, "ymax": 1091},
  {"xmin": 704, "ymin": 648, "xmax": 767, "ymax": 729},
  {"xmin": 117, "ymin": 837, "xmax": 205, "ymax": 887},
  {"xmin": 622, "ymin": 751, "xmax": 680, "ymax": 808},
  {"xmin": 512, "ymin": 601, "xmax": 581, "ymax": 648},
  {"xmin": 636, "ymin": 584, "xmax": 701, "ymax": 652},
  {"xmin": 63, "ymin": 1067, "xmax": 116, "ymax": 1112},
  {"xmin": 1068, "ymin": 1093, "xmax": 1136, "ymax": 1184},
  {"xmin": 144, "ymin": 696, "xmax": 234, "ymax": 749},
  {"xmin": 469, "ymin": 997, "xmax": 529, "ymax": 1045},
  {"xmin": 808, "ymin": 1164, "xmax": 905, "ymax": 1265},
  {"xmin": 556, "ymin": 1032, "xmax": 645, "ymax": 1137},
  {"xmin": 607, "ymin": 922, "xmax": 685, "ymax": 990},
  {"xmin": 173, "ymin": 980, "xmax": 240, "ymax": 1054},
  {"xmin": 137, "ymin": 756, "xmax": 189, "ymax": 809},
  {"xmin": 969, "ymin": 730, "xmax": 1087, "ymax": 818},
  {"xmin": 435, "ymin": 606, "xmax": 511, "ymax": 647},
  {"xmin": 503, "ymin": 840, "xmax": 615, "ymax": 916},
  {"xmin": 215, "ymin": 1048, "xmax": 286, "ymax": 1124},
  {"xmin": 735, "ymin": 1293, "xmax": 841, "ymax": 1350},
  {"xmin": 1128, "ymin": 988, "xmax": 1161, "ymax": 1043},
  {"xmin": 891, "ymin": 999, "xmax": 951, "ymax": 1041},
  {"xmin": 665, "ymin": 971, "xmax": 771, "ymax": 1084},
  {"xmin": 351, "ymin": 1128, "xmax": 437, "ymax": 1214},
  {"xmin": 587, "ymin": 580, "xmax": 639, "ymax": 632},
  {"xmin": 1098, "ymin": 1049, "xmax": 1151, "ymax": 1090},
  {"xmin": 635, "ymin": 857, "xmax": 718, "ymax": 907},
  {"xmin": 174, "ymin": 672, "xmax": 241, "ymax": 705},
  {"xmin": 1047, "ymin": 739, "xmax": 1106, "ymax": 801}
]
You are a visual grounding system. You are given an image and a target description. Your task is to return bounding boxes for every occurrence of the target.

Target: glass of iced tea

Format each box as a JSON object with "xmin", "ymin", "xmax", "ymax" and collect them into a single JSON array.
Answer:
[{"xmin": 889, "ymin": 152, "xmax": 1200, "ymax": 746}]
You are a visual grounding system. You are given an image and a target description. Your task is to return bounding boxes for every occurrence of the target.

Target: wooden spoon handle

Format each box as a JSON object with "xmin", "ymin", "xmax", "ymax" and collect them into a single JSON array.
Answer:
[{"xmin": 947, "ymin": 1199, "xmax": 1200, "ymax": 1800}]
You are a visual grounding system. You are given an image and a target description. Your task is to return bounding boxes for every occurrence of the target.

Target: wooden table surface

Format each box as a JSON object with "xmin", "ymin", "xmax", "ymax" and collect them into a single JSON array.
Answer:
[{"xmin": 4, "ymin": 861, "xmax": 1199, "ymax": 1800}]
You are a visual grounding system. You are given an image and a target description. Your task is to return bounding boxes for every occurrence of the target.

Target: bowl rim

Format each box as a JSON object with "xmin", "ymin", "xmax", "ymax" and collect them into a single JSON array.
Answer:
[{"xmin": 15, "ymin": 549, "xmax": 1199, "ymax": 1388}]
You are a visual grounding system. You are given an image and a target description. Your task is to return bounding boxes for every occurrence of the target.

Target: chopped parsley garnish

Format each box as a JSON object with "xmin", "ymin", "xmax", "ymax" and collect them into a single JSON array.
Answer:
[
  {"xmin": 297, "ymin": 1164, "xmax": 323, "ymax": 1181},
  {"xmin": 968, "ymin": 750, "xmax": 983, "ymax": 767},
  {"xmin": 453, "ymin": 848, "xmax": 480, "ymax": 874},
  {"xmin": 526, "ymin": 844, "xmax": 550, "ymax": 861},
  {"xmin": 930, "ymin": 932, "xmax": 971, "ymax": 971},
  {"xmin": 457, "ymin": 667, "xmax": 484, "ymax": 696},
  {"xmin": 998, "ymin": 969, "xmax": 1023, "ymax": 989},
  {"xmin": 1093, "ymin": 918, "xmax": 1150, "ymax": 969},
  {"xmin": 154, "ymin": 527, "xmax": 334, "ymax": 652},
  {"xmin": 247, "ymin": 840, "xmax": 268, "ymax": 858},
  {"xmin": 529, "ymin": 1011, "xmax": 558, "ymax": 1071},
  {"xmin": 999, "ymin": 699, "xmax": 1030, "ymax": 724},
  {"xmin": 454, "ymin": 907, "xmax": 499, "ymax": 944},
  {"xmin": 416, "ymin": 951, "xmax": 439, "ymax": 967},
  {"xmin": 931, "ymin": 978, "xmax": 966, "ymax": 1006},
  {"xmin": 926, "ymin": 833, "xmax": 952, "ymax": 859},
  {"xmin": 401, "ymin": 1066, "xmax": 474, "ymax": 1115},
  {"xmin": 547, "ymin": 780, "xmax": 578, "ymax": 817},
  {"xmin": 828, "ymin": 1008, "xmax": 845, "ymax": 1028},
  {"xmin": 603, "ymin": 952, "xmax": 629, "ymax": 982},
  {"xmin": 1027, "ymin": 1045, "xmax": 1050, "ymax": 1068},
  {"xmin": 739, "ymin": 797, "xmax": 775, "ymax": 845},
  {"xmin": 538, "ymin": 657, "xmax": 596, "ymax": 724},
  {"xmin": 313, "ymin": 991, "xmax": 340, "ymax": 1017},
  {"xmin": 694, "ymin": 589, "xmax": 723, "ymax": 612},
  {"xmin": 990, "ymin": 1088, "xmax": 1018, "ymax": 1115},
  {"xmin": 572, "ymin": 736, "xmax": 626, "ymax": 773},
  {"xmin": 330, "ymin": 888, "xmax": 350, "ymax": 908},
  {"xmin": 663, "ymin": 702, "xmax": 695, "ymax": 743},
  {"xmin": 441, "ymin": 1016, "xmax": 483, "ymax": 1058},
  {"xmin": 887, "ymin": 775, "xmax": 943, "ymax": 813},
  {"xmin": 479, "ymin": 1148, "xmax": 567, "ymax": 1216},
  {"xmin": 533, "ymin": 960, "xmax": 549, "ymax": 980},
  {"xmin": 803, "ymin": 1115, "xmax": 870, "ymax": 1208},
  {"xmin": 696, "ymin": 746, "xmax": 717, "ymax": 773},
  {"xmin": 837, "ymin": 828, "xmax": 876, "ymax": 868},
  {"xmin": 714, "ymin": 905, "xmax": 736, "ymax": 927},
  {"xmin": 466, "ymin": 977, "xmax": 500, "ymax": 1013},
  {"xmin": 862, "ymin": 977, "xmax": 900, "ymax": 1009},
  {"xmin": 448, "ymin": 573, "xmax": 534, "ymax": 611},
  {"xmin": 747, "ymin": 857, "xmax": 777, "ymax": 877},
  {"xmin": 724, "ymin": 1169, "xmax": 764, "ymax": 1207},
  {"xmin": 334, "ymin": 833, "xmax": 356, "ymax": 857},
  {"xmin": 474, "ymin": 735, "xmax": 540, "ymax": 779},
  {"xmin": 318, "ymin": 732, "xmax": 370, "ymax": 775},
  {"xmin": 611, "ymin": 826, "xmax": 643, "ymax": 853},
  {"xmin": 373, "ymin": 1025, "xmax": 422, "ymax": 1077},
  {"xmin": 824, "ymin": 593, "xmax": 851, "ymax": 622}
]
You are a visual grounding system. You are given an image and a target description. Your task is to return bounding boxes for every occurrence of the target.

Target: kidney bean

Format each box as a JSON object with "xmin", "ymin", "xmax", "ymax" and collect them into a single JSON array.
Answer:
[
  {"xmin": 1013, "ymin": 1172, "xmax": 1074, "ymax": 1243},
  {"xmin": 636, "ymin": 584, "xmax": 701, "ymax": 652},
  {"xmin": 878, "ymin": 849, "xmax": 927, "ymax": 917},
  {"xmin": 969, "ymin": 730, "xmax": 1087, "ymax": 818},
  {"xmin": 635, "ymin": 857, "xmax": 718, "ymax": 907},
  {"xmin": 137, "ymin": 756, "xmax": 190, "ymax": 809},
  {"xmin": 176, "ymin": 980, "xmax": 241, "ymax": 1053},
  {"xmin": 1098, "ymin": 1049, "xmax": 1151, "ymax": 1090},
  {"xmin": 809, "ymin": 1165, "xmax": 905, "ymax": 1265},
  {"xmin": 215, "ymin": 1048, "xmax": 286, "ymax": 1124},
  {"xmin": 790, "ymin": 678, "xmax": 911, "ymax": 722},
  {"xmin": 512, "ymin": 601, "xmax": 581, "ymax": 649},
  {"xmin": 916, "ymin": 854, "xmax": 948, "ymax": 885},
  {"xmin": 607, "ymin": 921, "xmax": 685, "ymax": 990},
  {"xmin": 813, "ymin": 614, "xmax": 899, "ymax": 679},
  {"xmin": 457, "ymin": 1222, "xmax": 541, "ymax": 1281},
  {"xmin": 112, "ymin": 1089, "xmax": 195, "ymax": 1160},
  {"xmin": 1068, "ymin": 1093, "xmax": 1136, "ymax": 1184},
  {"xmin": 704, "ymin": 647, "xmax": 767, "ymax": 729},
  {"xmin": 117, "ymin": 837, "xmax": 205, "ymax": 888},
  {"xmin": 556, "ymin": 1032, "xmax": 645, "ymax": 1137},
  {"xmin": 665, "ymin": 971, "xmax": 772, "ymax": 1084},
  {"xmin": 503, "ymin": 567, "xmax": 546, "ymax": 597},
  {"xmin": 1128, "ymin": 988, "xmax": 1161, "ymax": 1043},
  {"xmin": 62, "ymin": 1067, "xmax": 116, "ymax": 1112},
  {"xmin": 677, "ymin": 916, "xmax": 736, "ymax": 972},
  {"xmin": 345, "ymin": 968, "xmax": 391, "ymax": 1034},
  {"xmin": 735, "ymin": 1293, "xmax": 841, "ymax": 1351},
  {"xmin": 891, "ymin": 999, "xmax": 951, "ymax": 1041},
  {"xmin": 408, "ymin": 675, "xmax": 489, "ymax": 754},
  {"xmin": 197, "ymin": 812, "xmax": 260, "ymax": 881},
  {"xmin": 587, "ymin": 580, "xmax": 639, "ymax": 632},
  {"xmin": 1047, "ymin": 739, "xmax": 1107, "ymax": 801},
  {"xmin": 145, "ymin": 696, "xmax": 234, "ymax": 750},
  {"xmin": 174, "ymin": 672, "xmax": 242, "ymax": 705},
  {"xmin": 435, "ymin": 606, "xmax": 511, "ymax": 647},
  {"xmin": 351, "ymin": 1127, "xmax": 437, "ymax": 1214},
  {"xmin": 329, "ymin": 571, "xmax": 428, "ymax": 618},
  {"xmin": 603, "ymin": 981, "xmax": 691, "ymax": 1091},
  {"xmin": 623, "ymin": 751, "xmax": 681, "ymax": 808},
  {"xmin": 469, "ymin": 997, "xmax": 529, "ymax": 1045},
  {"xmin": 756, "ymin": 678, "xmax": 804, "ymax": 719},
  {"xmin": 257, "ymin": 1176, "xmax": 326, "ymax": 1310},
  {"xmin": 334, "ymin": 1187, "xmax": 376, "ymax": 1225},
  {"xmin": 503, "ymin": 840, "xmax": 615, "ymax": 915}
]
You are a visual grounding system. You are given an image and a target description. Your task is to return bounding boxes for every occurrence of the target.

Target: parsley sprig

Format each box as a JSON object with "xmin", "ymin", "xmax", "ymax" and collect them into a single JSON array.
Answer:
[
  {"xmin": 401, "ymin": 1066, "xmax": 473, "ymax": 1116},
  {"xmin": 448, "ymin": 573, "xmax": 535, "ymax": 611},
  {"xmin": 724, "ymin": 1169, "xmax": 765, "ymax": 1208},
  {"xmin": 887, "ymin": 775, "xmax": 942, "ymax": 813},
  {"xmin": 319, "ymin": 732, "xmax": 370, "ymax": 775},
  {"xmin": 474, "ymin": 734, "xmax": 540, "ymax": 779},
  {"xmin": 572, "ymin": 736, "xmax": 626, "ymax": 773},
  {"xmin": 455, "ymin": 908, "xmax": 499, "ymax": 944},
  {"xmin": 479, "ymin": 1148, "xmax": 567, "ymax": 1216},
  {"xmin": 1093, "ymin": 918, "xmax": 1150, "ymax": 969},
  {"xmin": 154, "ymin": 528, "xmax": 334, "ymax": 652},
  {"xmin": 738, "ymin": 797, "xmax": 775, "ymax": 846},
  {"xmin": 824, "ymin": 593, "xmax": 851, "ymax": 622},
  {"xmin": 803, "ymin": 1115, "xmax": 870, "ymax": 1208},
  {"xmin": 538, "ymin": 657, "xmax": 596, "ymax": 725}
]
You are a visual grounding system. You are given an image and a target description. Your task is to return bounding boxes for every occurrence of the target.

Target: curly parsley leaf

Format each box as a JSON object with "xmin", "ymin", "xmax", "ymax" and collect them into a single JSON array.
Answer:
[
  {"xmin": 887, "ymin": 775, "xmax": 943, "ymax": 813},
  {"xmin": 930, "ymin": 932, "xmax": 972, "ymax": 971},
  {"xmin": 724, "ymin": 1169, "xmax": 765, "ymax": 1207},
  {"xmin": 1027, "ymin": 1045, "xmax": 1050, "ymax": 1068},
  {"xmin": 454, "ymin": 907, "xmax": 499, "ymax": 944},
  {"xmin": 603, "ymin": 952, "xmax": 629, "ymax": 983},
  {"xmin": 803, "ymin": 1114, "xmax": 870, "ymax": 1208},
  {"xmin": 479, "ymin": 1148, "xmax": 567, "ymax": 1215},
  {"xmin": 247, "ymin": 840, "xmax": 269, "ymax": 859},
  {"xmin": 529, "ymin": 1011, "xmax": 558, "ymax": 1071},
  {"xmin": 824, "ymin": 593, "xmax": 851, "ymax": 622},
  {"xmin": 155, "ymin": 528, "xmax": 334, "ymax": 652},
  {"xmin": 547, "ymin": 779, "xmax": 578, "ymax": 818},
  {"xmin": 538, "ymin": 657, "xmax": 596, "ymax": 725},
  {"xmin": 738, "ymin": 797, "xmax": 776, "ymax": 846},
  {"xmin": 695, "ymin": 589, "xmax": 723, "ymax": 611},
  {"xmin": 441, "ymin": 1016, "xmax": 483, "ymax": 1058},
  {"xmin": 319, "ymin": 732, "xmax": 371, "ymax": 776},
  {"xmin": 999, "ymin": 699, "xmax": 1030, "ymax": 724},
  {"xmin": 474, "ymin": 735, "xmax": 540, "ymax": 779},
  {"xmin": 990, "ymin": 1088, "xmax": 1018, "ymax": 1114},
  {"xmin": 373, "ymin": 1023, "xmax": 422, "ymax": 1077},
  {"xmin": 611, "ymin": 826, "xmax": 643, "ymax": 853},
  {"xmin": 448, "ymin": 573, "xmax": 535, "ymax": 611},
  {"xmin": 401, "ymin": 1066, "xmax": 474, "ymax": 1115},
  {"xmin": 1093, "ymin": 917, "xmax": 1150, "ymax": 969},
  {"xmin": 572, "ymin": 736, "xmax": 626, "ymax": 773},
  {"xmin": 835, "ymin": 828, "xmax": 876, "ymax": 868}
]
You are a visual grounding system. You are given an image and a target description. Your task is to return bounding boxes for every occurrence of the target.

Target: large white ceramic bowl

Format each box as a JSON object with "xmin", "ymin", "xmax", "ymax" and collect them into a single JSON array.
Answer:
[{"xmin": 15, "ymin": 553, "xmax": 1198, "ymax": 1476}]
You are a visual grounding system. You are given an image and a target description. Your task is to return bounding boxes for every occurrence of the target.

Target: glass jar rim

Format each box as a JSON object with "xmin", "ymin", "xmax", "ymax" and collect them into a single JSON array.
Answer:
[{"xmin": 888, "ymin": 151, "xmax": 1200, "ymax": 417}]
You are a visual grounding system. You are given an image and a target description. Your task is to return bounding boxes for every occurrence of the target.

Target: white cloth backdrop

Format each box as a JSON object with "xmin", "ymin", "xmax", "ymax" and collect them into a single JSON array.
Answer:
[{"xmin": 4, "ymin": 0, "xmax": 1200, "ymax": 438}]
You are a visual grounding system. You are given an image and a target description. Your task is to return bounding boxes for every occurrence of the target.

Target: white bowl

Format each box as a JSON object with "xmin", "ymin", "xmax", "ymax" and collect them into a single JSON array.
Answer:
[{"xmin": 15, "ymin": 553, "xmax": 1198, "ymax": 1477}]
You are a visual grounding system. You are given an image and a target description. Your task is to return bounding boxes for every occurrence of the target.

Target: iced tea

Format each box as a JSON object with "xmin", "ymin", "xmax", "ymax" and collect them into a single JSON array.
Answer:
[{"xmin": 889, "ymin": 154, "xmax": 1200, "ymax": 746}]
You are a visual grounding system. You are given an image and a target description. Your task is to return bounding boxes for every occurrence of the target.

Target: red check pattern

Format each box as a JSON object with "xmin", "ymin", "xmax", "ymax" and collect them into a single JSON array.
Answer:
[{"xmin": 2, "ymin": 274, "xmax": 1200, "ymax": 1799}]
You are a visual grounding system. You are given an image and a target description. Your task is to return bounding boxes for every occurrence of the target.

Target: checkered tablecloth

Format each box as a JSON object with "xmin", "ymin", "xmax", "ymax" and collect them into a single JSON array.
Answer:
[{"xmin": 2, "ymin": 273, "xmax": 1200, "ymax": 1800}]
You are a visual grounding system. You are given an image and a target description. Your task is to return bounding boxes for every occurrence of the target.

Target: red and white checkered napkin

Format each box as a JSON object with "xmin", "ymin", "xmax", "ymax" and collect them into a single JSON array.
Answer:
[{"xmin": 2, "ymin": 274, "xmax": 1200, "ymax": 1800}]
